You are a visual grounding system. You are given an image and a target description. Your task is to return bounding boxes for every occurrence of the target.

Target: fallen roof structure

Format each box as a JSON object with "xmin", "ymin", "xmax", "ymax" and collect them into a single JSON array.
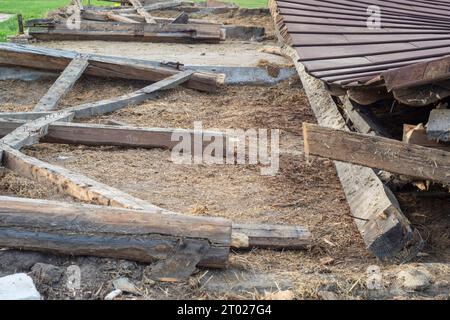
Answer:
[
  {"xmin": 271, "ymin": 0, "xmax": 450, "ymax": 88},
  {"xmin": 0, "ymin": 43, "xmax": 311, "ymax": 279}
]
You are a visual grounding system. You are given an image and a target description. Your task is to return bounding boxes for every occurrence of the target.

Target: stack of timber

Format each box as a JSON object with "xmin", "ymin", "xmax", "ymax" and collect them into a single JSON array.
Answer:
[{"xmin": 24, "ymin": 0, "xmax": 266, "ymax": 43}]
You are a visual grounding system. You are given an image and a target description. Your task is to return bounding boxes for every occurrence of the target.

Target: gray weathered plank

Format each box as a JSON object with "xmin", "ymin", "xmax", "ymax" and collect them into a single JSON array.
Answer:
[
  {"xmin": 427, "ymin": 109, "xmax": 450, "ymax": 142},
  {"xmin": 303, "ymin": 122, "xmax": 450, "ymax": 185},
  {"xmin": 34, "ymin": 55, "xmax": 89, "ymax": 112},
  {"xmin": 0, "ymin": 111, "xmax": 74, "ymax": 149}
]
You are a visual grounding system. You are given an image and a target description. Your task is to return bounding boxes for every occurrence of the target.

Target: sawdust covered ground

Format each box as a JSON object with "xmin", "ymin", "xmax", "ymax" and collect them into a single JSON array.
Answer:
[{"xmin": 0, "ymin": 78, "xmax": 449, "ymax": 300}]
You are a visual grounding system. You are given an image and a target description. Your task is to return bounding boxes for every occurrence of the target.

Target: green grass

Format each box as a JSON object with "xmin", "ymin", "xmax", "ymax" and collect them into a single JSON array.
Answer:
[
  {"xmin": 0, "ymin": 0, "xmax": 268, "ymax": 42},
  {"xmin": 0, "ymin": 0, "xmax": 112, "ymax": 41}
]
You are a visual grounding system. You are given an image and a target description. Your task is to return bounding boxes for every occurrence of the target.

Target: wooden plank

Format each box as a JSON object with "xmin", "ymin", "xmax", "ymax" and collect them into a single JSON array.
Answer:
[
  {"xmin": 0, "ymin": 112, "xmax": 52, "ymax": 121},
  {"xmin": 171, "ymin": 12, "xmax": 189, "ymax": 24},
  {"xmin": 404, "ymin": 124, "xmax": 450, "ymax": 151},
  {"xmin": 33, "ymin": 55, "xmax": 89, "ymax": 112},
  {"xmin": 0, "ymin": 120, "xmax": 226, "ymax": 152},
  {"xmin": 231, "ymin": 223, "xmax": 311, "ymax": 249},
  {"xmin": 0, "ymin": 43, "xmax": 224, "ymax": 92},
  {"xmin": 281, "ymin": 43, "xmax": 423, "ymax": 262},
  {"xmin": 106, "ymin": 12, "xmax": 140, "ymax": 23},
  {"xmin": 303, "ymin": 122, "xmax": 450, "ymax": 185},
  {"xmin": 67, "ymin": 70, "xmax": 195, "ymax": 118},
  {"xmin": 0, "ymin": 111, "xmax": 74, "ymax": 150},
  {"xmin": 28, "ymin": 21, "xmax": 223, "ymax": 43},
  {"xmin": 129, "ymin": 0, "xmax": 157, "ymax": 24},
  {"xmin": 0, "ymin": 196, "xmax": 231, "ymax": 268},
  {"xmin": 427, "ymin": 109, "xmax": 450, "ymax": 142},
  {"xmin": 0, "ymin": 143, "xmax": 169, "ymax": 212}
]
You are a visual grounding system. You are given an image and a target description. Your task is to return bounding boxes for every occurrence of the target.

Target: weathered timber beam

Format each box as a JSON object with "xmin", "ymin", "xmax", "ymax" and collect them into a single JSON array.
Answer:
[
  {"xmin": 129, "ymin": 0, "xmax": 157, "ymax": 23},
  {"xmin": 303, "ymin": 122, "xmax": 450, "ymax": 185},
  {"xmin": 82, "ymin": 10, "xmax": 218, "ymax": 25},
  {"xmin": 404, "ymin": 124, "xmax": 450, "ymax": 152},
  {"xmin": 232, "ymin": 223, "xmax": 311, "ymax": 249},
  {"xmin": 0, "ymin": 120, "xmax": 227, "ymax": 151},
  {"xmin": 106, "ymin": 12, "xmax": 140, "ymax": 24},
  {"xmin": 0, "ymin": 196, "xmax": 231, "ymax": 268},
  {"xmin": 0, "ymin": 143, "xmax": 168, "ymax": 212},
  {"xmin": 29, "ymin": 21, "xmax": 223, "ymax": 43},
  {"xmin": 0, "ymin": 111, "xmax": 74, "ymax": 150},
  {"xmin": 67, "ymin": 69, "xmax": 195, "ymax": 118},
  {"xmin": 0, "ymin": 143, "xmax": 310, "ymax": 251},
  {"xmin": 0, "ymin": 43, "xmax": 224, "ymax": 92},
  {"xmin": 34, "ymin": 55, "xmax": 89, "ymax": 112},
  {"xmin": 340, "ymin": 96, "xmax": 391, "ymax": 137},
  {"xmin": 278, "ymin": 37, "xmax": 423, "ymax": 261},
  {"xmin": 73, "ymin": 0, "xmax": 84, "ymax": 11}
]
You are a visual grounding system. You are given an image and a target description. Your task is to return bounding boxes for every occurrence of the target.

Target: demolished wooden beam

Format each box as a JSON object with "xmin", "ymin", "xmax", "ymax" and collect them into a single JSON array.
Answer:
[
  {"xmin": 303, "ymin": 123, "xmax": 450, "ymax": 185},
  {"xmin": 404, "ymin": 124, "xmax": 450, "ymax": 152},
  {"xmin": 28, "ymin": 21, "xmax": 224, "ymax": 43},
  {"xmin": 232, "ymin": 223, "xmax": 311, "ymax": 249},
  {"xmin": 0, "ymin": 43, "xmax": 224, "ymax": 92},
  {"xmin": 33, "ymin": 55, "xmax": 89, "ymax": 112},
  {"xmin": 106, "ymin": 12, "xmax": 140, "ymax": 24},
  {"xmin": 280, "ymin": 43, "xmax": 423, "ymax": 262},
  {"xmin": 427, "ymin": 109, "xmax": 450, "ymax": 142},
  {"xmin": 0, "ymin": 120, "xmax": 227, "ymax": 151},
  {"xmin": 0, "ymin": 196, "xmax": 231, "ymax": 268},
  {"xmin": 340, "ymin": 96, "xmax": 391, "ymax": 137},
  {"xmin": 129, "ymin": 0, "xmax": 157, "ymax": 24}
]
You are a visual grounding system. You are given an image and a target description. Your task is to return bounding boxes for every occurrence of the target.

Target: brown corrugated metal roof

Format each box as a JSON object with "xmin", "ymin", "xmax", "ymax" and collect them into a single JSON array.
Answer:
[{"xmin": 271, "ymin": 0, "xmax": 450, "ymax": 87}]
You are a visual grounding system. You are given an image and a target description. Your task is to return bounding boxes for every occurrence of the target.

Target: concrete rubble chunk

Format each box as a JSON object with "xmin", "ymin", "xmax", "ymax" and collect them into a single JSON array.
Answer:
[
  {"xmin": 397, "ymin": 268, "xmax": 431, "ymax": 292},
  {"xmin": 112, "ymin": 277, "xmax": 140, "ymax": 295},
  {"xmin": 31, "ymin": 263, "xmax": 64, "ymax": 285},
  {"xmin": 0, "ymin": 273, "xmax": 41, "ymax": 300}
]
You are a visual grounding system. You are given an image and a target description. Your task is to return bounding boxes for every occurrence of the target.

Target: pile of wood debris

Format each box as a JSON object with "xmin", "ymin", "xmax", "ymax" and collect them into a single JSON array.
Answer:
[{"xmin": 16, "ymin": 0, "xmax": 266, "ymax": 43}]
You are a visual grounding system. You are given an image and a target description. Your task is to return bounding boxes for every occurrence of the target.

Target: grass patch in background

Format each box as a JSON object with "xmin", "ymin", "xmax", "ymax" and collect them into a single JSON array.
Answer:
[
  {"xmin": 0, "ymin": 0, "xmax": 112, "ymax": 41},
  {"xmin": 0, "ymin": 0, "xmax": 268, "ymax": 42}
]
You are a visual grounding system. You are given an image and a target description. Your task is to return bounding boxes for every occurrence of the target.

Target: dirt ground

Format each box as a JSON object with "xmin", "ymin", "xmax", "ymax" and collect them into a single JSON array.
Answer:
[{"xmin": 0, "ymin": 7, "xmax": 449, "ymax": 301}]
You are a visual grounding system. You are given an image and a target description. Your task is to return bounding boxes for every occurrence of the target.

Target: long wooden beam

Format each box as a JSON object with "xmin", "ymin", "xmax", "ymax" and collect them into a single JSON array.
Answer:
[
  {"xmin": 0, "ymin": 120, "xmax": 226, "ymax": 151},
  {"xmin": 68, "ymin": 69, "xmax": 195, "ymax": 118},
  {"xmin": 279, "ymin": 41, "xmax": 423, "ymax": 261},
  {"xmin": 0, "ymin": 43, "xmax": 224, "ymax": 92},
  {"xmin": 33, "ymin": 55, "xmax": 89, "ymax": 112},
  {"xmin": 0, "ymin": 196, "xmax": 231, "ymax": 268},
  {"xmin": 129, "ymin": 0, "xmax": 157, "ymax": 24},
  {"xmin": 303, "ymin": 122, "xmax": 450, "ymax": 185},
  {"xmin": 28, "ymin": 21, "xmax": 224, "ymax": 43}
]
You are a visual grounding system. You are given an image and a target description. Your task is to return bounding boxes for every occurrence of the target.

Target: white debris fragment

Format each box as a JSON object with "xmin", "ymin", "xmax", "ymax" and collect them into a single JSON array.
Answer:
[
  {"xmin": 104, "ymin": 289, "xmax": 123, "ymax": 300},
  {"xmin": 0, "ymin": 273, "xmax": 41, "ymax": 300}
]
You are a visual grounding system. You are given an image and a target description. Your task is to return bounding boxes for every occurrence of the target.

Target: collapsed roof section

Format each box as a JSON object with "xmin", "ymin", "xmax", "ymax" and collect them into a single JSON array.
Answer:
[{"xmin": 270, "ymin": 0, "xmax": 450, "ymax": 98}]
